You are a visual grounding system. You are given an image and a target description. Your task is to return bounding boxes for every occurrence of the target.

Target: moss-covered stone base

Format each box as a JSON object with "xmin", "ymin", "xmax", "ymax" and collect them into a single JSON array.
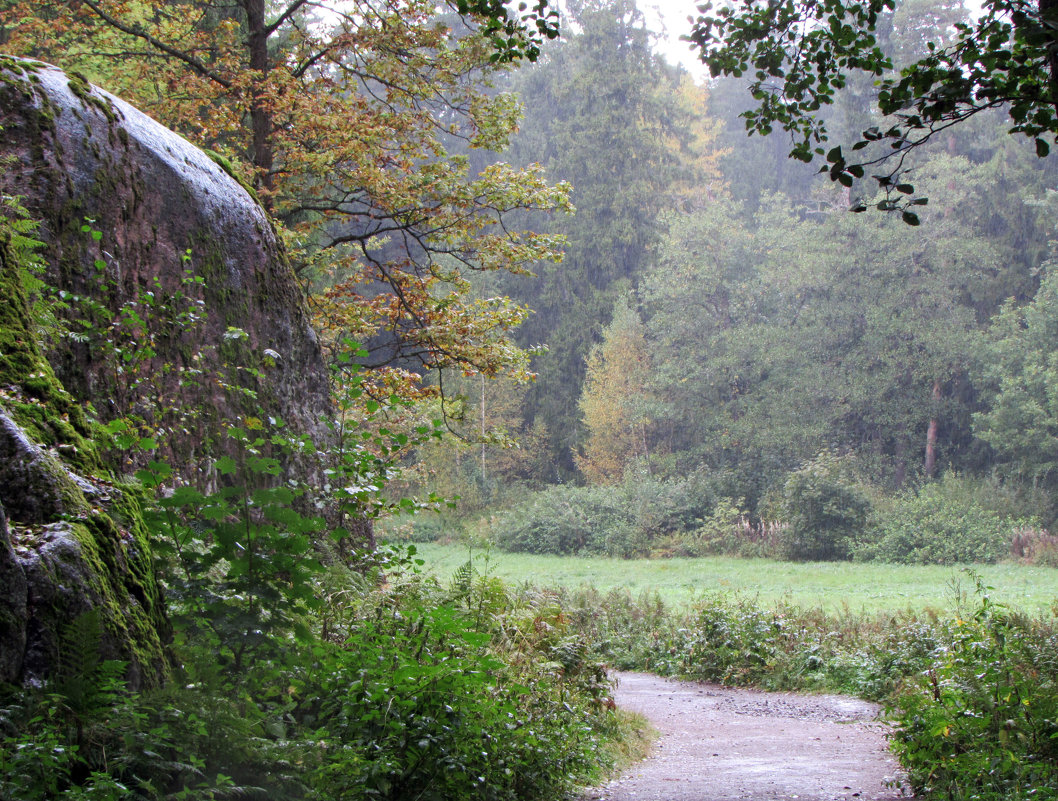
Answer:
[{"xmin": 0, "ymin": 226, "xmax": 170, "ymax": 688}]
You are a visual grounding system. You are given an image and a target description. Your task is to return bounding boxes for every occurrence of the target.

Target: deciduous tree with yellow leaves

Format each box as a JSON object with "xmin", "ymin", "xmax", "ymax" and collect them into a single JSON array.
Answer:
[
  {"xmin": 575, "ymin": 297, "xmax": 655, "ymax": 484},
  {"xmin": 2, "ymin": 0, "xmax": 568, "ymax": 397}
]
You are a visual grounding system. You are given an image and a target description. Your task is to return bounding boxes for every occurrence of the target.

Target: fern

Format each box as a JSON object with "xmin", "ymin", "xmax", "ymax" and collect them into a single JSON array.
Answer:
[
  {"xmin": 449, "ymin": 558, "xmax": 474, "ymax": 599},
  {"xmin": 52, "ymin": 609, "xmax": 126, "ymax": 723},
  {"xmin": 0, "ymin": 181, "xmax": 63, "ymax": 345}
]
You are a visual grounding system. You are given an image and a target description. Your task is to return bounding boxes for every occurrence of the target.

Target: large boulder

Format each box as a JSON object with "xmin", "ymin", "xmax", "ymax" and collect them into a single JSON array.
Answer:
[
  {"xmin": 0, "ymin": 57, "xmax": 336, "ymax": 686},
  {"xmin": 0, "ymin": 56, "xmax": 331, "ymax": 464},
  {"xmin": 0, "ymin": 233, "xmax": 169, "ymax": 687}
]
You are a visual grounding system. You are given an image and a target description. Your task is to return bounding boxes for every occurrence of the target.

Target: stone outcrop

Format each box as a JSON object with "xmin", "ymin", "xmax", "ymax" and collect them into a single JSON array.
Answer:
[
  {"xmin": 0, "ymin": 58, "xmax": 334, "ymax": 686},
  {"xmin": 0, "ymin": 57, "xmax": 331, "ymax": 459},
  {"xmin": 0, "ymin": 233, "xmax": 169, "ymax": 687}
]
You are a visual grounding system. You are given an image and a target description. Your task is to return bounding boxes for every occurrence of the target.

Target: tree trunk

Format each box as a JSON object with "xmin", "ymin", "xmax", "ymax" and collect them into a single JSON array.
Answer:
[
  {"xmin": 242, "ymin": 0, "xmax": 275, "ymax": 203},
  {"xmin": 924, "ymin": 378, "xmax": 941, "ymax": 478},
  {"xmin": 893, "ymin": 438, "xmax": 907, "ymax": 489}
]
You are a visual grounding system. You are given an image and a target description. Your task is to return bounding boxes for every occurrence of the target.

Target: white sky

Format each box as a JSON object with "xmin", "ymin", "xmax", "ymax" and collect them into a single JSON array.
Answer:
[{"xmin": 639, "ymin": 0, "xmax": 709, "ymax": 80}]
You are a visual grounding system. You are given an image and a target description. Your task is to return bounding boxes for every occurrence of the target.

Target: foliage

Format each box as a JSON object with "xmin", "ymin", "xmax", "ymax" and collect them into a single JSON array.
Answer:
[
  {"xmin": 0, "ymin": 478, "xmax": 625, "ymax": 801},
  {"xmin": 777, "ymin": 452, "xmax": 871, "ymax": 561},
  {"xmin": 0, "ymin": 611, "xmax": 131, "ymax": 801},
  {"xmin": 394, "ymin": 371, "xmax": 551, "ymax": 516},
  {"xmin": 493, "ymin": 482, "xmax": 634, "ymax": 555},
  {"xmin": 688, "ymin": 0, "xmax": 1058, "ymax": 216},
  {"xmin": 887, "ymin": 580, "xmax": 1058, "ymax": 799},
  {"xmin": 858, "ymin": 474, "xmax": 1018, "ymax": 564},
  {"xmin": 303, "ymin": 583, "xmax": 614, "ymax": 801},
  {"xmin": 976, "ymin": 262, "xmax": 1058, "ymax": 515},
  {"xmin": 576, "ymin": 297, "xmax": 654, "ymax": 484},
  {"xmin": 556, "ymin": 582, "xmax": 943, "ymax": 698},
  {"xmin": 561, "ymin": 574, "xmax": 1058, "ymax": 800},
  {"xmin": 0, "ymin": 217, "xmax": 624, "ymax": 799},
  {"xmin": 495, "ymin": 0, "xmax": 722, "ymax": 475},
  {"xmin": 3, "ymin": 0, "xmax": 569, "ymax": 401},
  {"xmin": 680, "ymin": 498, "xmax": 764, "ymax": 558},
  {"xmin": 492, "ymin": 471, "xmax": 724, "ymax": 557},
  {"xmin": 636, "ymin": 163, "xmax": 999, "ymax": 509}
]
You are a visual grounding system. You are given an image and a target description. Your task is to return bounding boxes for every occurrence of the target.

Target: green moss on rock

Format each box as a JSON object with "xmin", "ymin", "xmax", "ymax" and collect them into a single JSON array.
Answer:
[
  {"xmin": 205, "ymin": 149, "xmax": 262, "ymax": 206},
  {"xmin": 66, "ymin": 71, "xmax": 117, "ymax": 124},
  {"xmin": 0, "ymin": 227, "xmax": 171, "ymax": 688},
  {"xmin": 0, "ymin": 233, "xmax": 98, "ymax": 470}
]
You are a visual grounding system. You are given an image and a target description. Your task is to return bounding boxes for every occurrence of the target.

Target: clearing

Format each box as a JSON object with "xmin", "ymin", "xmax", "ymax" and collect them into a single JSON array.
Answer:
[{"xmin": 411, "ymin": 542, "xmax": 1058, "ymax": 612}]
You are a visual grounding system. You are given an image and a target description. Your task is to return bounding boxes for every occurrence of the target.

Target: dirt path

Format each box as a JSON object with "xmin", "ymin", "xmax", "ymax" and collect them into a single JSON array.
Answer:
[{"xmin": 582, "ymin": 672, "xmax": 914, "ymax": 801}]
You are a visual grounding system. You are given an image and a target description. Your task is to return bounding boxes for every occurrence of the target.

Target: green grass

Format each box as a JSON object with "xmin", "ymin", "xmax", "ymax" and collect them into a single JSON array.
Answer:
[{"xmin": 408, "ymin": 542, "xmax": 1058, "ymax": 614}]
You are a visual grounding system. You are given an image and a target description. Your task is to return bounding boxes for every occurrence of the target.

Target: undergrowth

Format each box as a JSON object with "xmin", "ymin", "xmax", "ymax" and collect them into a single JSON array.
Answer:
[
  {"xmin": 0, "ymin": 544, "xmax": 627, "ymax": 800},
  {"xmin": 557, "ymin": 574, "xmax": 1058, "ymax": 801},
  {"xmin": 0, "ymin": 220, "xmax": 634, "ymax": 800}
]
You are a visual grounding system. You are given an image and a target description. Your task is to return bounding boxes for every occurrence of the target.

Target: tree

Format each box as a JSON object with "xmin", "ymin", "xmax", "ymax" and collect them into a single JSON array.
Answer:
[
  {"xmin": 688, "ymin": 0, "xmax": 1058, "ymax": 217},
  {"xmin": 495, "ymin": 0, "xmax": 718, "ymax": 473},
  {"xmin": 976, "ymin": 260, "xmax": 1058, "ymax": 494},
  {"xmin": 575, "ymin": 297, "xmax": 654, "ymax": 484},
  {"xmin": 1, "ymin": 0, "xmax": 569, "ymax": 396},
  {"xmin": 636, "ymin": 150, "xmax": 1005, "ymax": 503}
]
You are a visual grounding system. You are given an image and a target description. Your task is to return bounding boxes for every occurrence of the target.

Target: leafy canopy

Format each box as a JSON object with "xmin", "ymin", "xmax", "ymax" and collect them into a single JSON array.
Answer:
[
  {"xmin": 2, "ymin": 0, "xmax": 569, "ymax": 397},
  {"xmin": 687, "ymin": 0, "xmax": 1058, "ymax": 220}
]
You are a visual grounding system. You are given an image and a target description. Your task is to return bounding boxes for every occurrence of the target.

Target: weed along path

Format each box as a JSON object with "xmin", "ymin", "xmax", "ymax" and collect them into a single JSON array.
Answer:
[{"xmin": 584, "ymin": 672, "xmax": 913, "ymax": 801}]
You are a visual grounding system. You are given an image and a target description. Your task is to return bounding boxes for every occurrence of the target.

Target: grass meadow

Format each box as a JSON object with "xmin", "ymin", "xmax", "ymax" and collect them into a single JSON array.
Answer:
[{"xmin": 409, "ymin": 542, "xmax": 1058, "ymax": 613}]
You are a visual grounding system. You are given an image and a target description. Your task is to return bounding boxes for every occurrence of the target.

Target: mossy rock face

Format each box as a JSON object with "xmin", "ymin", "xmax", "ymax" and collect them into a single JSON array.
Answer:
[
  {"xmin": 0, "ymin": 238, "xmax": 170, "ymax": 688},
  {"xmin": 0, "ymin": 504, "xmax": 28, "ymax": 684},
  {"xmin": 0, "ymin": 58, "xmax": 330, "ymax": 471},
  {"xmin": 0, "ymin": 59, "xmax": 337, "ymax": 686}
]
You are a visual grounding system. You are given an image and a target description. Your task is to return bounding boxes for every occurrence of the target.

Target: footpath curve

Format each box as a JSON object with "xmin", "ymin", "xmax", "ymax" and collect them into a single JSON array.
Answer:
[{"xmin": 583, "ymin": 671, "xmax": 914, "ymax": 801}]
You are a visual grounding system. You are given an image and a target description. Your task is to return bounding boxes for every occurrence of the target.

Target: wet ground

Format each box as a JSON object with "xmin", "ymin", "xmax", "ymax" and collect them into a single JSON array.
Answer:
[{"xmin": 582, "ymin": 672, "xmax": 915, "ymax": 801}]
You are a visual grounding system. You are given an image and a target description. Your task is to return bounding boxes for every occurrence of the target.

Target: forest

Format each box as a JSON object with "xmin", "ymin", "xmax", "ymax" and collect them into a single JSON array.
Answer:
[{"xmin": 3, "ymin": 0, "xmax": 1058, "ymax": 798}]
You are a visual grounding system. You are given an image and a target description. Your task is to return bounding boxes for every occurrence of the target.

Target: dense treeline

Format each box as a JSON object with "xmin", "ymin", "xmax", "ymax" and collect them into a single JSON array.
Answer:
[{"xmin": 412, "ymin": 0, "xmax": 1058, "ymax": 564}]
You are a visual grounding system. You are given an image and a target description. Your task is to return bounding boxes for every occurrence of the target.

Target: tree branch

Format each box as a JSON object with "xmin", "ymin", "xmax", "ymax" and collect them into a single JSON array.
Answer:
[{"xmin": 79, "ymin": 0, "xmax": 233, "ymax": 88}]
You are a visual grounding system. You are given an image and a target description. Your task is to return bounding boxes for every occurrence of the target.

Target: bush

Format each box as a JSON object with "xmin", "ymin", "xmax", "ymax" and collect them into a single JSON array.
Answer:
[
  {"xmin": 0, "ymin": 558, "xmax": 623, "ymax": 801},
  {"xmin": 493, "ymin": 483, "xmax": 633, "ymax": 555},
  {"xmin": 557, "ymin": 572, "xmax": 1058, "ymax": 801},
  {"xmin": 1010, "ymin": 525, "xmax": 1058, "ymax": 566},
  {"xmin": 776, "ymin": 452, "xmax": 871, "ymax": 561},
  {"xmin": 380, "ymin": 513, "xmax": 466, "ymax": 543},
  {"xmin": 887, "ymin": 587, "xmax": 1058, "ymax": 799},
  {"xmin": 859, "ymin": 475, "xmax": 1017, "ymax": 564},
  {"xmin": 493, "ymin": 472, "xmax": 727, "ymax": 557}
]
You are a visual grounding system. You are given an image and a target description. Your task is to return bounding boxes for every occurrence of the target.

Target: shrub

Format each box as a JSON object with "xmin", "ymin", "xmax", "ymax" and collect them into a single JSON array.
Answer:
[
  {"xmin": 887, "ymin": 587, "xmax": 1058, "ymax": 799},
  {"xmin": 493, "ymin": 483, "xmax": 632, "ymax": 555},
  {"xmin": 493, "ymin": 472, "xmax": 726, "ymax": 557},
  {"xmin": 0, "ymin": 556, "xmax": 624, "ymax": 801},
  {"xmin": 1009, "ymin": 525, "xmax": 1058, "ymax": 566},
  {"xmin": 777, "ymin": 452, "xmax": 871, "ymax": 561},
  {"xmin": 380, "ymin": 513, "xmax": 466, "ymax": 543},
  {"xmin": 859, "ymin": 475, "xmax": 1017, "ymax": 564}
]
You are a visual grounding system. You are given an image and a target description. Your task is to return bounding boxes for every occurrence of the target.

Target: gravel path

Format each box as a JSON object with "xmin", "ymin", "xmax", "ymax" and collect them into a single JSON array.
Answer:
[{"xmin": 582, "ymin": 672, "xmax": 914, "ymax": 801}]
